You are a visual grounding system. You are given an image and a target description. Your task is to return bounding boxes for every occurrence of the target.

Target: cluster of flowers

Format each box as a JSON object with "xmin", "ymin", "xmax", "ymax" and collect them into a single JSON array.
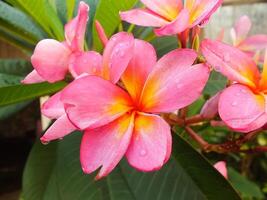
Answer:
[{"xmin": 22, "ymin": 0, "xmax": 267, "ymax": 179}]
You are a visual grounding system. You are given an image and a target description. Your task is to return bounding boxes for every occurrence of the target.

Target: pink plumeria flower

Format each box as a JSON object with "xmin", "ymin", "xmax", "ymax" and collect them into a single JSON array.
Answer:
[
  {"xmin": 201, "ymin": 39, "xmax": 267, "ymax": 133},
  {"xmin": 231, "ymin": 15, "xmax": 267, "ymax": 58},
  {"xmin": 40, "ymin": 31, "xmax": 135, "ymax": 143},
  {"xmin": 120, "ymin": 0, "xmax": 222, "ymax": 36},
  {"xmin": 60, "ymin": 44, "xmax": 210, "ymax": 179},
  {"xmin": 22, "ymin": 1, "xmax": 95, "ymax": 84},
  {"xmin": 214, "ymin": 161, "xmax": 228, "ymax": 179}
]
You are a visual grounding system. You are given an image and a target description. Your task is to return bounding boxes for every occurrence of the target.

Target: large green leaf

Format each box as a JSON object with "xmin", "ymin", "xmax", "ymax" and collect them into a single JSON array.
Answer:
[
  {"xmin": 0, "ymin": 101, "xmax": 31, "ymax": 120},
  {"xmin": 7, "ymin": 0, "xmax": 64, "ymax": 40},
  {"xmin": 0, "ymin": 59, "xmax": 32, "ymax": 87},
  {"xmin": 0, "ymin": 1, "xmax": 44, "ymax": 45},
  {"xmin": 92, "ymin": 0, "xmax": 137, "ymax": 51},
  {"xmin": 22, "ymin": 131, "xmax": 240, "ymax": 200},
  {"xmin": 151, "ymin": 36, "xmax": 178, "ymax": 58},
  {"xmin": 0, "ymin": 81, "xmax": 66, "ymax": 106}
]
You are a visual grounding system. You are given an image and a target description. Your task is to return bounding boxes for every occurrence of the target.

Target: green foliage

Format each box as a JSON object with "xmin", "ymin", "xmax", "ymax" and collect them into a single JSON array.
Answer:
[
  {"xmin": 204, "ymin": 71, "xmax": 227, "ymax": 96},
  {"xmin": 22, "ymin": 132, "xmax": 240, "ymax": 200},
  {"xmin": 228, "ymin": 168, "xmax": 264, "ymax": 199},
  {"xmin": 0, "ymin": 81, "xmax": 66, "ymax": 106},
  {"xmin": 6, "ymin": 0, "xmax": 64, "ymax": 40},
  {"xmin": 92, "ymin": 0, "xmax": 138, "ymax": 51}
]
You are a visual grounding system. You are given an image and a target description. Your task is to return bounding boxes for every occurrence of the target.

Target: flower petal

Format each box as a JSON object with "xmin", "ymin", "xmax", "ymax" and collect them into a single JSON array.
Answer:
[
  {"xmin": 200, "ymin": 91, "xmax": 221, "ymax": 119},
  {"xmin": 61, "ymin": 76, "xmax": 133, "ymax": 130},
  {"xmin": 218, "ymin": 84, "xmax": 267, "ymax": 132},
  {"xmin": 40, "ymin": 114, "xmax": 77, "ymax": 143},
  {"xmin": 64, "ymin": 1, "xmax": 89, "ymax": 51},
  {"xmin": 31, "ymin": 39, "xmax": 71, "ymax": 83},
  {"xmin": 80, "ymin": 113, "xmax": 134, "ymax": 180},
  {"xmin": 260, "ymin": 50, "xmax": 267, "ymax": 90},
  {"xmin": 126, "ymin": 113, "xmax": 171, "ymax": 171},
  {"xmin": 102, "ymin": 32, "xmax": 135, "ymax": 83},
  {"xmin": 189, "ymin": 0, "xmax": 223, "ymax": 27},
  {"xmin": 121, "ymin": 39, "xmax": 156, "ymax": 103},
  {"xmin": 238, "ymin": 35, "xmax": 267, "ymax": 52},
  {"xmin": 120, "ymin": 8, "xmax": 168, "ymax": 27},
  {"xmin": 41, "ymin": 91, "xmax": 65, "ymax": 119},
  {"xmin": 140, "ymin": 0, "xmax": 182, "ymax": 21},
  {"xmin": 201, "ymin": 39, "xmax": 260, "ymax": 88},
  {"xmin": 69, "ymin": 51, "xmax": 103, "ymax": 78},
  {"xmin": 140, "ymin": 49, "xmax": 209, "ymax": 113},
  {"xmin": 154, "ymin": 9, "xmax": 189, "ymax": 36},
  {"xmin": 232, "ymin": 15, "xmax": 251, "ymax": 45},
  {"xmin": 21, "ymin": 70, "xmax": 45, "ymax": 84},
  {"xmin": 214, "ymin": 161, "xmax": 228, "ymax": 179}
]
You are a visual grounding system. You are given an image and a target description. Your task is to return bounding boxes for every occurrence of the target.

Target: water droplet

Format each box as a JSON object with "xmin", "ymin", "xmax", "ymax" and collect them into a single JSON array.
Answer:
[
  {"xmin": 214, "ymin": 65, "xmax": 221, "ymax": 72},
  {"xmin": 231, "ymin": 101, "xmax": 237, "ymax": 106},
  {"xmin": 223, "ymin": 54, "xmax": 230, "ymax": 62},
  {"xmin": 119, "ymin": 51, "xmax": 125, "ymax": 57},
  {"xmin": 58, "ymin": 137, "xmax": 63, "ymax": 140},
  {"xmin": 240, "ymin": 89, "xmax": 247, "ymax": 94},
  {"xmin": 140, "ymin": 149, "xmax": 147, "ymax": 156},
  {"xmin": 41, "ymin": 140, "xmax": 49, "ymax": 145},
  {"xmin": 115, "ymin": 48, "xmax": 120, "ymax": 54}
]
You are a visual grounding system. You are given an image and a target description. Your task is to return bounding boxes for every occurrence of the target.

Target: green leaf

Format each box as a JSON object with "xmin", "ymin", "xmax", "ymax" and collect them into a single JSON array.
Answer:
[
  {"xmin": 228, "ymin": 167, "xmax": 264, "ymax": 199},
  {"xmin": 204, "ymin": 71, "xmax": 227, "ymax": 96},
  {"xmin": 0, "ymin": 1, "xmax": 44, "ymax": 44},
  {"xmin": 0, "ymin": 59, "xmax": 32, "ymax": 87},
  {"xmin": 23, "ymin": 132, "xmax": 240, "ymax": 200},
  {"xmin": 92, "ymin": 0, "xmax": 137, "ymax": 51},
  {"xmin": 7, "ymin": 0, "xmax": 64, "ymax": 40},
  {"xmin": 0, "ymin": 81, "xmax": 67, "ymax": 106},
  {"xmin": 150, "ymin": 36, "xmax": 178, "ymax": 58}
]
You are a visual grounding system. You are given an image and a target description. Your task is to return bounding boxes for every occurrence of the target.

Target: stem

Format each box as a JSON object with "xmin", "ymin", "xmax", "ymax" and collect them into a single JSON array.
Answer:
[
  {"xmin": 127, "ymin": 24, "xmax": 135, "ymax": 33},
  {"xmin": 185, "ymin": 126, "xmax": 210, "ymax": 149},
  {"xmin": 185, "ymin": 114, "xmax": 204, "ymax": 125}
]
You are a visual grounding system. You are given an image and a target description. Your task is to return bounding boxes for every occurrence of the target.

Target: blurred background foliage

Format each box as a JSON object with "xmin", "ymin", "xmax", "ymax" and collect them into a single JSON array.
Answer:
[{"xmin": 0, "ymin": 0, "xmax": 266, "ymax": 199}]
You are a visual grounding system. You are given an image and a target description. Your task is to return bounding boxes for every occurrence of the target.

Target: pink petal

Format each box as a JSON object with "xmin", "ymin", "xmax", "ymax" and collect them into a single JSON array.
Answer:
[
  {"xmin": 61, "ymin": 76, "xmax": 133, "ymax": 130},
  {"xmin": 200, "ymin": 92, "xmax": 221, "ymax": 119},
  {"xmin": 126, "ymin": 113, "xmax": 171, "ymax": 171},
  {"xmin": 154, "ymin": 9, "xmax": 190, "ymax": 36},
  {"xmin": 80, "ymin": 113, "xmax": 134, "ymax": 180},
  {"xmin": 140, "ymin": 0, "xmax": 182, "ymax": 21},
  {"xmin": 140, "ymin": 49, "xmax": 210, "ymax": 113},
  {"xmin": 214, "ymin": 161, "xmax": 228, "ymax": 179},
  {"xmin": 260, "ymin": 50, "xmax": 267, "ymax": 90},
  {"xmin": 218, "ymin": 84, "xmax": 267, "ymax": 132},
  {"xmin": 233, "ymin": 15, "xmax": 251, "ymax": 43},
  {"xmin": 40, "ymin": 114, "xmax": 77, "ymax": 143},
  {"xmin": 238, "ymin": 35, "xmax": 267, "ymax": 52},
  {"xmin": 102, "ymin": 32, "xmax": 135, "ymax": 84},
  {"xmin": 31, "ymin": 39, "xmax": 71, "ymax": 83},
  {"xmin": 120, "ymin": 8, "xmax": 168, "ymax": 27},
  {"xmin": 121, "ymin": 39, "xmax": 156, "ymax": 103},
  {"xmin": 189, "ymin": 0, "xmax": 223, "ymax": 27},
  {"xmin": 41, "ymin": 91, "xmax": 65, "ymax": 119},
  {"xmin": 95, "ymin": 20, "xmax": 108, "ymax": 47},
  {"xmin": 69, "ymin": 51, "xmax": 103, "ymax": 78},
  {"xmin": 201, "ymin": 39, "xmax": 260, "ymax": 88},
  {"xmin": 21, "ymin": 70, "xmax": 45, "ymax": 84},
  {"xmin": 64, "ymin": 1, "xmax": 89, "ymax": 51}
]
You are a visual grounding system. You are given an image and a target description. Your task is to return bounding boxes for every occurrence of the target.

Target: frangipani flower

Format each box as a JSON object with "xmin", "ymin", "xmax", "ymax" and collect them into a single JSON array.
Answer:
[
  {"xmin": 40, "ymin": 31, "xmax": 135, "ymax": 143},
  {"xmin": 61, "ymin": 46, "xmax": 210, "ymax": 179},
  {"xmin": 230, "ymin": 15, "xmax": 267, "ymax": 59},
  {"xmin": 201, "ymin": 39, "xmax": 267, "ymax": 133},
  {"xmin": 120, "ymin": 0, "xmax": 223, "ymax": 36},
  {"xmin": 22, "ymin": 1, "xmax": 93, "ymax": 84}
]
